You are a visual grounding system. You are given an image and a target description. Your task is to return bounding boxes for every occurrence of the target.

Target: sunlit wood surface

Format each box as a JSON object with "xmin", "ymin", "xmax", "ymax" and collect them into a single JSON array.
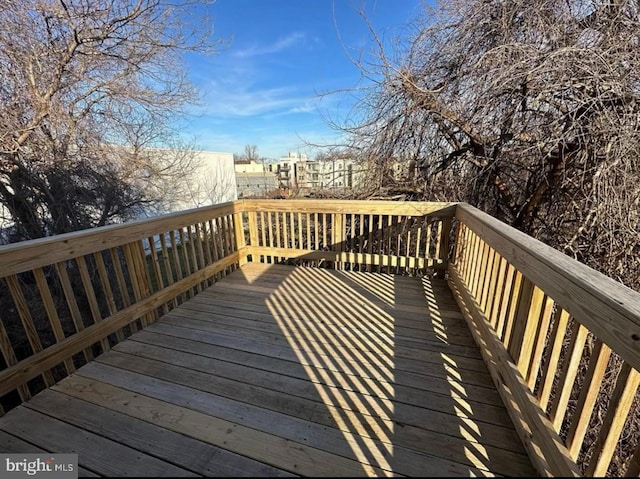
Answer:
[{"xmin": 0, "ymin": 262, "xmax": 535, "ymax": 477}]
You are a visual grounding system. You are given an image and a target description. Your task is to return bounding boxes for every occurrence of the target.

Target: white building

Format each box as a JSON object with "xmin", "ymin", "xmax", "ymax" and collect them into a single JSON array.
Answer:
[
  {"xmin": 234, "ymin": 160, "xmax": 265, "ymax": 174},
  {"xmin": 296, "ymin": 160, "xmax": 321, "ymax": 189},
  {"xmin": 296, "ymin": 158, "xmax": 365, "ymax": 192},
  {"xmin": 174, "ymin": 150, "xmax": 237, "ymax": 211},
  {"xmin": 276, "ymin": 152, "xmax": 307, "ymax": 188},
  {"xmin": 236, "ymin": 171, "xmax": 279, "ymax": 198},
  {"xmin": 318, "ymin": 158, "xmax": 357, "ymax": 190}
]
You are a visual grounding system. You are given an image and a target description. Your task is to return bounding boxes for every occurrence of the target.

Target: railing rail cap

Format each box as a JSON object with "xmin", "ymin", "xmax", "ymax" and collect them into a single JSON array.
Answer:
[{"xmin": 456, "ymin": 202, "xmax": 640, "ymax": 372}]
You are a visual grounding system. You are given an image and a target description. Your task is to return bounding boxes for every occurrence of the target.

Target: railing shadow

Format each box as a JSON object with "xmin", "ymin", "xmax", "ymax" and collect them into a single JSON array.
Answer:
[{"xmin": 223, "ymin": 260, "xmax": 534, "ymax": 476}]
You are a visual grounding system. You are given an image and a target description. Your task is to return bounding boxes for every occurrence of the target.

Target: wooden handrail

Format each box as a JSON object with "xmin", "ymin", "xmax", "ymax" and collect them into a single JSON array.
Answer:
[
  {"xmin": 450, "ymin": 202, "xmax": 640, "ymax": 477},
  {"xmin": 240, "ymin": 198, "xmax": 457, "ymax": 216},
  {"xmin": 0, "ymin": 202, "xmax": 240, "ymax": 277}
]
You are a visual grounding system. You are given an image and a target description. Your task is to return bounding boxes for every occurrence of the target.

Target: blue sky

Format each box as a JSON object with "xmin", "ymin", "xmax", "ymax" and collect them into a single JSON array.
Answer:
[{"xmin": 183, "ymin": 0, "xmax": 425, "ymax": 159}]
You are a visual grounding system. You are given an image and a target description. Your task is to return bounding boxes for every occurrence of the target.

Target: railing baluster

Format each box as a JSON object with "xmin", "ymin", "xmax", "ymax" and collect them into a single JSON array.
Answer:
[
  {"xmin": 266, "ymin": 212, "xmax": 274, "ymax": 264},
  {"xmin": 122, "ymin": 243, "xmax": 147, "ymax": 328},
  {"xmin": 537, "ymin": 308, "xmax": 570, "ymax": 410},
  {"xmin": 585, "ymin": 363, "xmax": 640, "ymax": 476},
  {"xmin": 194, "ymin": 224, "xmax": 207, "ymax": 273},
  {"xmin": 0, "ymin": 317, "xmax": 31, "ymax": 401},
  {"xmin": 513, "ymin": 283, "xmax": 545, "ymax": 379},
  {"xmin": 184, "ymin": 227, "xmax": 198, "ymax": 289},
  {"xmin": 348, "ymin": 213, "xmax": 358, "ymax": 271},
  {"xmin": 147, "ymin": 236, "xmax": 169, "ymax": 314},
  {"xmin": 288, "ymin": 212, "xmax": 295, "ymax": 251},
  {"xmin": 424, "ymin": 217, "xmax": 434, "ymax": 265},
  {"xmin": 405, "ymin": 225, "xmax": 411, "ymax": 273},
  {"xmin": 5, "ymin": 275, "xmax": 55, "ymax": 386},
  {"xmin": 438, "ymin": 216, "xmax": 451, "ymax": 266},
  {"xmin": 464, "ymin": 225, "xmax": 477, "ymax": 281},
  {"xmin": 479, "ymin": 247, "xmax": 496, "ymax": 311},
  {"xmin": 501, "ymin": 269, "xmax": 524, "ymax": 346},
  {"xmin": 196, "ymin": 223, "xmax": 212, "ymax": 287},
  {"xmin": 208, "ymin": 220, "xmax": 220, "ymax": 263},
  {"xmin": 274, "ymin": 211, "xmax": 282, "ymax": 263},
  {"xmin": 33, "ymin": 267, "xmax": 75, "ymax": 375},
  {"xmin": 566, "ymin": 339, "xmax": 612, "ymax": 460},
  {"xmin": 178, "ymin": 227, "xmax": 193, "ymax": 292},
  {"xmin": 259, "ymin": 211, "xmax": 267, "ymax": 255},
  {"xmin": 75, "ymin": 256, "xmax": 111, "ymax": 352},
  {"xmin": 186, "ymin": 226, "xmax": 201, "ymax": 292},
  {"xmin": 109, "ymin": 247, "xmax": 134, "ymax": 318},
  {"xmin": 158, "ymin": 234, "xmax": 178, "ymax": 309},
  {"xmin": 454, "ymin": 223, "xmax": 468, "ymax": 276},
  {"xmin": 526, "ymin": 294, "xmax": 555, "ymax": 389},
  {"xmin": 393, "ymin": 215, "xmax": 401, "ymax": 274},
  {"xmin": 136, "ymin": 240, "xmax": 159, "ymax": 322},
  {"xmin": 333, "ymin": 213, "xmax": 344, "ymax": 270},
  {"xmin": 233, "ymin": 212, "xmax": 245, "ymax": 268},
  {"xmin": 274, "ymin": 211, "xmax": 282, "ymax": 249},
  {"xmin": 366, "ymin": 214, "xmax": 374, "ymax": 272},
  {"xmin": 222, "ymin": 216, "xmax": 231, "ymax": 258},
  {"xmin": 494, "ymin": 263, "xmax": 516, "ymax": 339},
  {"xmin": 414, "ymin": 222, "xmax": 422, "ymax": 273},
  {"xmin": 376, "ymin": 215, "xmax": 383, "ymax": 273},
  {"xmin": 549, "ymin": 321, "xmax": 589, "ymax": 432},
  {"xmin": 248, "ymin": 212, "xmax": 259, "ymax": 261},
  {"xmin": 297, "ymin": 212, "xmax": 304, "ymax": 251},
  {"xmin": 306, "ymin": 212, "xmax": 312, "ymax": 255},
  {"xmin": 465, "ymin": 230, "xmax": 481, "ymax": 289},
  {"xmin": 487, "ymin": 255, "xmax": 507, "ymax": 328},
  {"xmin": 281, "ymin": 212, "xmax": 288, "ymax": 256},
  {"xmin": 93, "ymin": 252, "xmax": 124, "ymax": 340},
  {"xmin": 472, "ymin": 240, "xmax": 490, "ymax": 299},
  {"xmin": 54, "ymin": 262, "xmax": 94, "ymax": 361}
]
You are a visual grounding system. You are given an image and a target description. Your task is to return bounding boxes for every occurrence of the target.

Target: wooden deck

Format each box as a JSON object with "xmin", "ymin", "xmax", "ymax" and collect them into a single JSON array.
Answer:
[{"xmin": 0, "ymin": 262, "xmax": 535, "ymax": 477}]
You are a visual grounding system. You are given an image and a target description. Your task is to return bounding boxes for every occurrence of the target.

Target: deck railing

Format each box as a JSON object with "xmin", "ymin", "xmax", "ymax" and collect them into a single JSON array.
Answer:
[
  {"xmin": 449, "ymin": 203, "xmax": 640, "ymax": 477},
  {"xmin": 239, "ymin": 199, "xmax": 455, "ymax": 272},
  {"xmin": 0, "ymin": 199, "xmax": 638, "ymax": 476},
  {"xmin": 0, "ymin": 202, "xmax": 244, "ymax": 413}
]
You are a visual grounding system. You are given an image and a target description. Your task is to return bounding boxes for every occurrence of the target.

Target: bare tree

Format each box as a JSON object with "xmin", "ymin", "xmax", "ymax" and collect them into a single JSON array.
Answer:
[
  {"xmin": 338, "ymin": 0, "xmax": 640, "ymax": 292},
  {"xmin": 234, "ymin": 144, "xmax": 262, "ymax": 163},
  {"xmin": 0, "ymin": 0, "xmax": 217, "ymax": 241}
]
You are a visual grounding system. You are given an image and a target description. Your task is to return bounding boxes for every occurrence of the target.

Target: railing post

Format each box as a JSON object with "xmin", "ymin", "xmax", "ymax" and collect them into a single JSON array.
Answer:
[
  {"xmin": 333, "ymin": 213, "xmax": 344, "ymax": 270},
  {"xmin": 435, "ymin": 216, "xmax": 452, "ymax": 277},
  {"xmin": 247, "ymin": 211, "xmax": 258, "ymax": 262},
  {"xmin": 233, "ymin": 211, "xmax": 247, "ymax": 265}
]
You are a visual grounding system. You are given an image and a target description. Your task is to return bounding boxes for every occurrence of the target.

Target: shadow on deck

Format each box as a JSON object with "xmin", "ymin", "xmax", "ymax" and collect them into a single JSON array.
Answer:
[{"xmin": 0, "ymin": 262, "xmax": 535, "ymax": 476}]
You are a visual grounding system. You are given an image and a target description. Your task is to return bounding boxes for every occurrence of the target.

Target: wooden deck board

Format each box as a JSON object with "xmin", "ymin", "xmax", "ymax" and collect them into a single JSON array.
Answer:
[{"xmin": 0, "ymin": 262, "xmax": 536, "ymax": 477}]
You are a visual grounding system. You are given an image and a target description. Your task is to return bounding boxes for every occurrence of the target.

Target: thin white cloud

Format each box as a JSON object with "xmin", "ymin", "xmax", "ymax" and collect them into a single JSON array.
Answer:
[
  {"xmin": 200, "ymin": 78, "xmax": 320, "ymax": 117},
  {"xmin": 233, "ymin": 32, "xmax": 306, "ymax": 58},
  {"xmin": 287, "ymin": 102, "xmax": 317, "ymax": 114}
]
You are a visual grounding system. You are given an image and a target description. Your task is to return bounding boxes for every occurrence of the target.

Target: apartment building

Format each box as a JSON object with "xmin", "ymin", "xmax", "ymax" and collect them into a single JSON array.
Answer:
[{"xmin": 276, "ymin": 152, "xmax": 306, "ymax": 188}]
